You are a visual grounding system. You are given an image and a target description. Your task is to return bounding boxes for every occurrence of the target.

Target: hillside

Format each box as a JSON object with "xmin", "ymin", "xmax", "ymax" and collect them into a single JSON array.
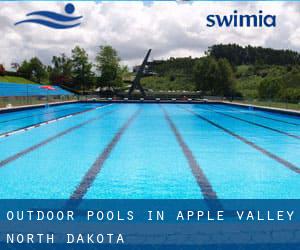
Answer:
[
  {"xmin": 143, "ymin": 57, "xmax": 197, "ymax": 91},
  {"xmin": 141, "ymin": 45, "xmax": 300, "ymax": 106},
  {"xmin": 235, "ymin": 64, "xmax": 300, "ymax": 102},
  {"xmin": 0, "ymin": 76, "xmax": 37, "ymax": 84},
  {"xmin": 141, "ymin": 76, "xmax": 195, "ymax": 91}
]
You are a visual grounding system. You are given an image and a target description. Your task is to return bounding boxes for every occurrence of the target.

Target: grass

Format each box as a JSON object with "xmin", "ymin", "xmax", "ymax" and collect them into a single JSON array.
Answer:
[
  {"xmin": 141, "ymin": 75, "xmax": 195, "ymax": 91},
  {"xmin": 0, "ymin": 76, "xmax": 37, "ymax": 84}
]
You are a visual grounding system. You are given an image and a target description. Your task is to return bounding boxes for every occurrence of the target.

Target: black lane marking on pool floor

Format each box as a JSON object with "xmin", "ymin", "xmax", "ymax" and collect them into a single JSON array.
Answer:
[
  {"xmin": 203, "ymin": 106, "xmax": 300, "ymax": 140},
  {"xmin": 180, "ymin": 106, "xmax": 300, "ymax": 174},
  {"xmin": 214, "ymin": 105, "xmax": 300, "ymax": 126},
  {"xmin": 160, "ymin": 105, "xmax": 219, "ymax": 200},
  {"xmin": 0, "ymin": 104, "xmax": 90, "ymax": 124},
  {"xmin": 251, "ymin": 113, "xmax": 300, "ymax": 126},
  {"xmin": 0, "ymin": 109, "xmax": 116, "ymax": 168},
  {"xmin": 0, "ymin": 104, "xmax": 109, "ymax": 139},
  {"xmin": 70, "ymin": 108, "xmax": 141, "ymax": 200}
]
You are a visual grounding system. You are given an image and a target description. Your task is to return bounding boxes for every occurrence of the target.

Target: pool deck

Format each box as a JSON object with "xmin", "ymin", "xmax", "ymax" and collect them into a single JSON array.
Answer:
[
  {"xmin": 0, "ymin": 100, "xmax": 78, "ymax": 114},
  {"xmin": 223, "ymin": 101, "xmax": 300, "ymax": 117},
  {"xmin": 0, "ymin": 99, "xmax": 299, "ymax": 117}
]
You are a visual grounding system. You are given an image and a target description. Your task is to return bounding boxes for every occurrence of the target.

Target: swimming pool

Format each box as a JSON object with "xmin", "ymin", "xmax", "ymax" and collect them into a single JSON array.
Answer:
[{"xmin": 0, "ymin": 103, "xmax": 298, "ymax": 199}]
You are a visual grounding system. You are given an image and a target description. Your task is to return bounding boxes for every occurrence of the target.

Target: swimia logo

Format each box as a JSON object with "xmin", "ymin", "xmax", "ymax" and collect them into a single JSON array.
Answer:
[
  {"xmin": 15, "ymin": 3, "xmax": 82, "ymax": 29},
  {"xmin": 206, "ymin": 10, "xmax": 276, "ymax": 28}
]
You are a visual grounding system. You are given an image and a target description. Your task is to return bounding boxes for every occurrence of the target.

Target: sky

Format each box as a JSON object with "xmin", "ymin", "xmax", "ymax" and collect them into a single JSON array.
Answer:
[{"xmin": 0, "ymin": 1, "xmax": 300, "ymax": 70}]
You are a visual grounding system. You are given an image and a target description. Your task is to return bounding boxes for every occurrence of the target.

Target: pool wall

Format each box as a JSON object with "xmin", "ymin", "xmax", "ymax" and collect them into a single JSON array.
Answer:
[
  {"xmin": 80, "ymin": 100, "xmax": 300, "ymax": 117},
  {"xmin": 0, "ymin": 99, "xmax": 299, "ymax": 117},
  {"xmin": 0, "ymin": 100, "xmax": 79, "ymax": 114}
]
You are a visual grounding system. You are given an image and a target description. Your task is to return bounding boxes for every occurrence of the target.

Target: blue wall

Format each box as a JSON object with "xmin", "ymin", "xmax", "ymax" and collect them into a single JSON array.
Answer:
[{"xmin": 0, "ymin": 82, "xmax": 74, "ymax": 97}]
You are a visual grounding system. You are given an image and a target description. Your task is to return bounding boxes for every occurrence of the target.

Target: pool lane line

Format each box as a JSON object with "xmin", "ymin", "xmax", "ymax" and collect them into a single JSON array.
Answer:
[
  {"xmin": 0, "ymin": 104, "xmax": 106, "ymax": 138},
  {"xmin": 202, "ymin": 106, "xmax": 300, "ymax": 140},
  {"xmin": 0, "ymin": 108, "xmax": 116, "ymax": 168},
  {"xmin": 179, "ymin": 106, "xmax": 300, "ymax": 174},
  {"xmin": 0, "ymin": 104, "xmax": 112, "ymax": 139},
  {"xmin": 0, "ymin": 104, "xmax": 92, "ymax": 124},
  {"xmin": 213, "ymin": 105, "xmax": 300, "ymax": 126},
  {"xmin": 160, "ymin": 105, "xmax": 219, "ymax": 201},
  {"xmin": 251, "ymin": 113, "xmax": 300, "ymax": 126},
  {"xmin": 70, "ymin": 108, "xmax": 141, "ymax": 200}
]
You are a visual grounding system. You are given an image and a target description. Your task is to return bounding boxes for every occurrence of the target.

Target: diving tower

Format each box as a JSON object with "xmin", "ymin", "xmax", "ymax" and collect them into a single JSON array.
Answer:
[{"xmin": 128, "ymin": 49, "xmax": 152, "ymax": 98}]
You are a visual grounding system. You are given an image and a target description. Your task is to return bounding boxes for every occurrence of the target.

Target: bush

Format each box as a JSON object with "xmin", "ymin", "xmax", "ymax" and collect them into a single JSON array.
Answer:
[
  {"xmin": 0, "ymin": 64, "xmax": 5, "ymax": 76},
  {"xmin": 258, "ymin": 76, "xmax": 300, "ymax": 102},
  {"xmin": 258, "ymin": 78, "xmax": 283, "ymax": 99},
  {"xmin": 169, "ymin": 75, "xmax": 176, "ymax": 82},
  {"xmin": 279, "ymin": 88, "xmax": 300, "ymax": 103},
  {"xmin": 193, "ymin": 57, "xmax": 235, "ymax": 96}
]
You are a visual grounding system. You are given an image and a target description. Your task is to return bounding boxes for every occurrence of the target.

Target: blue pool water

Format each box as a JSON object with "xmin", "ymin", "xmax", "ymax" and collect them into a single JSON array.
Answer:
[
  {"xmin": 0, "ymin": 103, "xmax": 103, "ymax": 136},
  {"xmin": 0, "ymin": 103, "xmax": 298, "ymax": 199}
]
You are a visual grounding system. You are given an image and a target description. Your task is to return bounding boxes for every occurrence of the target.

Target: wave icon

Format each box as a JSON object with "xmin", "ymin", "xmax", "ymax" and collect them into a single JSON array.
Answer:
[{"xmin": 15, "ymin": 3, "xmax": 82, "ymax": 29}]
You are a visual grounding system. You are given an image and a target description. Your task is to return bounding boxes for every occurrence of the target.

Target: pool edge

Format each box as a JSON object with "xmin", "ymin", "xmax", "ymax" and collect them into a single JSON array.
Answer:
[
  {"xmin": 1, "ymin": 99, "xmax": 299, "ymax": 117},
  {"xmin": 222, "ymin": 101, "xmax": 300, "ymax": 117},
  {"xmin": 0, "ymin": 100, "xmax": 79, "ymax": 114}
]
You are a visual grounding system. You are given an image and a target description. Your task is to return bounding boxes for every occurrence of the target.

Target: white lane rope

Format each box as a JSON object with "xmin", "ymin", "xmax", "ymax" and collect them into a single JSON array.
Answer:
[{"xmin": 0, "ymin": 104, "xmax": 113, "ymax": 139}]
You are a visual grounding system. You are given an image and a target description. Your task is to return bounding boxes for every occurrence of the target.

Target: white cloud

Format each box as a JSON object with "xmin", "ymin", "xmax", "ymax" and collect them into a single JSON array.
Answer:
[{"xmin": 0, "ymin": 1, "xmax": 300, "ymax": 70}]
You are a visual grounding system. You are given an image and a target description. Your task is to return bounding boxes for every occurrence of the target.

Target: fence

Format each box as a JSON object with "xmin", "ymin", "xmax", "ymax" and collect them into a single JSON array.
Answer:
[
  {"xmin": 0, "ymin": 82, "xmax": 77, "ymax": 108},
  {"xmin": 231, "ymin": 97, "xmax": 300, "ymax": 111}
]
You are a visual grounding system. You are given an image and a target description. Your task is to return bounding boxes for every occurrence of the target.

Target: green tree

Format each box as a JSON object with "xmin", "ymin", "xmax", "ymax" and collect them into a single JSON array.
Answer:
[
  {"xmin": 95, "ymin": 45, "xmax": 122, "ymax": 88},
  {"xmin": 71, "ymin": 46, "xmax": 94, "ymax": 91},
  {"xmin": 208, "ymin": 44, "xmax": 300, "ymax": 66},
  {"xmin": 50, "ymin": 54, "xmax": 73, "ymax": 85},
  {"xmin": 194, "ymin": 57, "xmax": 235, "ymax": 96},
  {"xmin": 193, "ymin": 57, "xmax": 218, "ymax": 94},
  {"xmin": 18, "ymin": 58, "xmax": 47, "ymax": 83},
  {"xmin": 29, "ymin": 57, "xmax": 47, "ymax": 83},
  {"xmin": 280, "ymin": 88, "xmax": 300, "ymax": 102},
  {"xmin": 258, "ymin": 78, "xmax": 283, "ymax": 99},
  {"xmin": 215, "ymin": 58, "xmax": 235, "ymax": 96},
  {"xmin": 18, "ymin": 60, "xmax": 32, "ymax": 79}
]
